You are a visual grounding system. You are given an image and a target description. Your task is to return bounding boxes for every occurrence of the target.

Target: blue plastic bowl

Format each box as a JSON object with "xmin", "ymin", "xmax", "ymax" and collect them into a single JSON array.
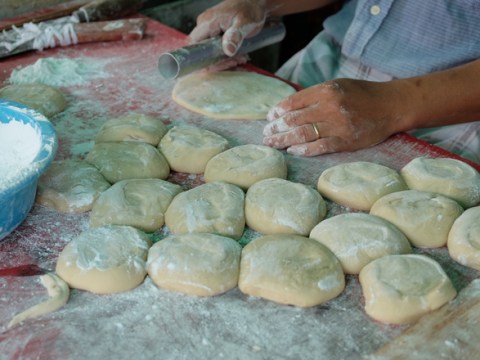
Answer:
[{"xmin": 0, "ymin": 100, "xmax": 58, "ymax": 241}]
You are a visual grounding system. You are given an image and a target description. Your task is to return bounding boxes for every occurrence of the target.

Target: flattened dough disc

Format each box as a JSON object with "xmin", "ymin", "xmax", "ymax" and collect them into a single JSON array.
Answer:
[{"xmin": 172, "ymin": 71, "xmax": 296, "ymax": 120}]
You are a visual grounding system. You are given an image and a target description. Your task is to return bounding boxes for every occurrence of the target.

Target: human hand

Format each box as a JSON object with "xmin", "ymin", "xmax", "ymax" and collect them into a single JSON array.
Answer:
[
  {"xmin": 263, "ymin": 79, "xmax": 409, "ymax": 156},
  {"xmin": 189, "ymin": 0, "xmax": 267, "ymax": 57}
]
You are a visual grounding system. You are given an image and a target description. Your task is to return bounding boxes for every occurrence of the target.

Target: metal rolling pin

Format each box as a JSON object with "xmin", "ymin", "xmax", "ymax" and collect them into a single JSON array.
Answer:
[{"xmin": 158, "ymin": 22, "xmax": 286, "ymax": 80}]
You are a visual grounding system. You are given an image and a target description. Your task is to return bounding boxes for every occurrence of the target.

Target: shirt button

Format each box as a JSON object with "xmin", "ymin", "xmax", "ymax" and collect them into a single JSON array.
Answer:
[{"xmin": 370, "ymin": 5, "xmax": 381, "ymax": 15}]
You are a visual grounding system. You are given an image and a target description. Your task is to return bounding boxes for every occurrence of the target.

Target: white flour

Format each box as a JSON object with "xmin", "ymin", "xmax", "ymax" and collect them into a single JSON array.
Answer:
[
  {"xmin": 0, "ymin": 120, "xmax": 41, "ymax": 190},
  {"xmin": 9, "ymin": 57, "xmax": 110, "ymax": 87}
]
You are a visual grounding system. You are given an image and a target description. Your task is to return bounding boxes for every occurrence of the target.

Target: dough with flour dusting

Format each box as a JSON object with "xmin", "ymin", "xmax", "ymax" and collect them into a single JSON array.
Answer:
[
  {"xmin": 85, "ymin": 142, "xmax": 170, "ymax": 183},
  {"xmin": 359, "ymin": 254, "xmax": 457, "ymax": 324},
  {"xmin": 0, "ymin": 83, "xmax": 66, "ymax": 118},
  {"xmin": 95, "ymin": 114, "xmax": 168, "ymax": 146},
  {"xmin": 317, "ymin": 161, "xmax": 407, "ymax": 211},
  {"xmin": 309, "ymin": 213, "xmax": 411, "ymax": 274},
  {"xmin": 401, "ymin": 157, "xmax": 480, "ymax": 208},
  {"xmin": 158, "ymin": 126, "xmax": 229, "ymax": 174},
  {"xmin": 165, "ymin": 181, "xmax": 245, "ymax": 240},
  {"xmin": 239, "ymin": 234, "xmax": 345, "ymax": 307},
  {"xmin": 90, "ymin": 178, "xmax": 182, "ymax": 232},
  {"xmin": 245, "ymin": 178, "xmax": 326, "ymax": 236},
  {"xmin": 56, "ymin": 225, "xmax": 151, "ymax": 294},
  {"xmin": 36, "ymin": 160, "xmax": 111, "ymax": 213},
  {"xmin": 370, "ymin": 190, "xmax": 463, "ymax": 248},
  {"xmin": 147, "ymin": 233, "xmax": 242, "ymax": 297},
  {"xmin": 172, "ymin": 71, "xmax": 296, "ymax": 120},
  {"xmin": 204, "ymin": 144, "xmax": 287, "ymax": 190},
  {"xmin": 447, "ymin": 206, "xmax": 480, "ymax": 270}
]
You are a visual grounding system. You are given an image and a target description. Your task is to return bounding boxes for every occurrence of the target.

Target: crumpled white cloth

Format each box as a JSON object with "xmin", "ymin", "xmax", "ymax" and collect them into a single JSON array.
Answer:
[{"xmin": 0, "ymin": 14, "xmax": 80, "ymax": 54}]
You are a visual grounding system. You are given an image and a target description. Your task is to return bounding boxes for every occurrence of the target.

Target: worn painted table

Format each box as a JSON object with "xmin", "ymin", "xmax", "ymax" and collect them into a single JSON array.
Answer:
[{"xmin": 1, "ymin": 16, "xmax": 479, "ymax": 360}]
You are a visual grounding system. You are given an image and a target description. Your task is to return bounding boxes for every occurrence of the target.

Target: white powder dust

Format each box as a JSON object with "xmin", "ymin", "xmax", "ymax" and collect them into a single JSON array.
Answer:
[
  {"xmin": 0, "ymin": 120, "xmax": 41, "ymax": 189},
  {"xmin": 9, "ymin": 57, "xmax": 111, "ymax": 87}
]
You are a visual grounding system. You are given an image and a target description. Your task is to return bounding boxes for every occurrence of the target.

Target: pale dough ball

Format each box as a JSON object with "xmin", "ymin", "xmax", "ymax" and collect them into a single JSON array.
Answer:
[
  {"xmin": 172, "ymin": 70, "xmax": 296, "ymax": 120},
  {"xmin": 36, "ymin": 160, "xmax": 110, "ymax": 213},
  {"xmin": 309, "ymin": 213, "xmax": 412, "ymax": 274},
  {"xmin": 245, "ymin": 178, "xmax": 326, "ymax": 236},
  {"xmin": 370, "ymin": 190, "xmax": 463, "ymax": 248},
  {"xmin": 0, "ymin": 83, "xmax": 66, "ymax": 118},
  {"xmin": 204, "ymin": 144, "xmax": 287, "ymax": 189},
  {"xmin": 401, "ymin": 157, "xmax": 480, "ymax": 208},
  {"xmin": 147, "ymin": 233, "xmax": 242, "ymax": 297},
  {"xmin": 95, "ymin": 113, "xmax": 168, "ymax": 146},
  {"xmin": 317, "ymin": 161, "xmax": 408, "ymax": 211},
  {"xmin": 165, "ymin": 181, "xmax": 245, "ymax": 240},
  {"xmin": 158, "ymin": 126, "xmax": 229, "ymax": 174},
  {"xmin": 359, "ymin": 254, "xmax": 457, "ymax": 324},
  {"xmin": 85, "ymin": 142, "xmax": 170, "ymax": 183},
  {"xmin": 239, "ymin": 235, "xmax": 345, "ymax": 307},
  {"xmin": 447, "ymin": 206, "xmax": 480, "ymax": 270},
  {"xmin": 56, "ymin": 225, "xmax": 151, "ymax": 294},
  {"xmin": 90, "ymin": 179, "xmax": 182, "ymax": 232}
]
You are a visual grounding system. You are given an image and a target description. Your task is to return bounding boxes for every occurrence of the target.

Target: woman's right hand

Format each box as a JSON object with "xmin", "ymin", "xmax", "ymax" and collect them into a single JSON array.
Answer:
[{"xmin": 189, "ymin": 0, "xmax": 267, "ymax": 57}]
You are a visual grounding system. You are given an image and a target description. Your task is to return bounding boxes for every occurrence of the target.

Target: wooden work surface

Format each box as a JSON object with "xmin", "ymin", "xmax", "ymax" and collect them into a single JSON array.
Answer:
[{"xmin": 1, "ymin": 17, "xmax": 479, "ymax": 359}]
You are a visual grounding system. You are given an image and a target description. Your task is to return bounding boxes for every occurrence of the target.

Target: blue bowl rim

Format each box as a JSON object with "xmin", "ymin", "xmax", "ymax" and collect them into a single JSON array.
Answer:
[{"xmin": 0, "ymin": 99, "xmax": 58, "ymax": 197}]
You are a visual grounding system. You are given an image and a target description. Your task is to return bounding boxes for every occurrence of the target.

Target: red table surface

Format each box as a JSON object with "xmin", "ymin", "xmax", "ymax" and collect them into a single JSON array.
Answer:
[{"xmin": 0, "ymin": 16, "xmax": 479, "ymax": 359}]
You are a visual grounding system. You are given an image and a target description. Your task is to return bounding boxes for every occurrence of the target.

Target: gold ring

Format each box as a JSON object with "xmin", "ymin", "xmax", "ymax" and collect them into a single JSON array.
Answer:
[{"xmin": 312, "ymin": 123, "xmax": 320, "ymax": 138}]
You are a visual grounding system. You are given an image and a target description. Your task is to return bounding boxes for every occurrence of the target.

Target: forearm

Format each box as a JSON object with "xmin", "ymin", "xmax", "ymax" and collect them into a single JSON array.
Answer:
[
  {"xmin": 396, "ymin": 59, "xmax": 480, "ymax": 131},
  {"xmin": 265, "ymin": 0, "xmax": 339, "ymax": 16}
]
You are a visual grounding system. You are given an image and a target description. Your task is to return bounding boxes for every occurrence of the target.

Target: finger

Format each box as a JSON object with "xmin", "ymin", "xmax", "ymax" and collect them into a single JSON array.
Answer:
[
  {"xmin": 286, "ymin": 137, "xmax": 345, "ymax": 157},
  {"xmin": 189, "ymin": 11, "xmax": 231, "ymax": 43},
  {"xmin": 222, "ymin": 18, "xmax": 264, "ymax": 56},
  {"xmin": 201, "ymin": 54, "xmax": 249, "ymax": 73},
  {"xmin": 263, "ymin": 106, "xmax": 322, "ymax": 136},
  {"xmin": 263, "ymin": 123, "xmax": 320, "ymax": 149}
]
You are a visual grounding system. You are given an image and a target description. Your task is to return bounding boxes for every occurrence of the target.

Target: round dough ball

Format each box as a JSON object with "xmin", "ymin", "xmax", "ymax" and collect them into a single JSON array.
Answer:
[
  {"xmin": 401, "ymin": 157, "xmax": 480, "ymax": 208},
  {"xmin": 239, "ymin": 234, "xmax": 345, "ymax": 307},
  {"xmin": 165, "ymin": 181, "xmax": 245, "ymax": 239},
  {"xmin": 0, "ymin": 83, "xmax": 66, "ymax": 118},
  {"xmin": 85, "ymin": 142, "xmax": 170, "ymax": 183},
  {"xmin": 56, "ymin": 225, "xmax": 151, "ymax": 294},
  {"xmin": 147, "ymin": 233, "xmax": 242, "ymax": 297},
  {"xmin": 245, "ymin": 178, "xmax": 326, "ymax": 236},
  {"xmin": 95, "ymin": 114, "xmax": 168, "ymax": 146},
  {"xmin": 90, "ymin": 179, "xmax": 182, "ymax": 232},
  {"xmin": 359, "ymin": 254, "xmax": 457, "ymax": 324},
  {"xmin": 204, "ymin": 144, "xmax": 287, "ymax": 190},
  {"xmin": 309, "ymin": 213, "xmax": 412, "ymax": 274},
  {"xmin": 172, "ymin": 71, "xmax": 296, "ymax": 120},
  {"xmin": 370, "ymin": 190, "xmax": 464, "ymax": 248},
  {"xmin": 36, "ymin": 160, "xmax": 110, "ymax": 213},
  {"xmin": 317, "ymin": 161, "xmax": 408, "ymax": 211},
  {"xmin": 158, "ymin": 126, "xmax": 229, "ymax": 174},
  {"xmin": 447, "ymin": 206, "xmax": 480, "ymax": 270}
]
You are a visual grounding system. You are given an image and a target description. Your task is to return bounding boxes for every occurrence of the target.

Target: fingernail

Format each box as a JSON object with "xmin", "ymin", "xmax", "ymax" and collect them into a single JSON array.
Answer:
[
  {"xmin": 225, "ymin": 42, "xmax": 237, "ymax": 57},
  {"xmin": 263, "ymin": 136, "xmax": 272, "ymax": 145}
]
